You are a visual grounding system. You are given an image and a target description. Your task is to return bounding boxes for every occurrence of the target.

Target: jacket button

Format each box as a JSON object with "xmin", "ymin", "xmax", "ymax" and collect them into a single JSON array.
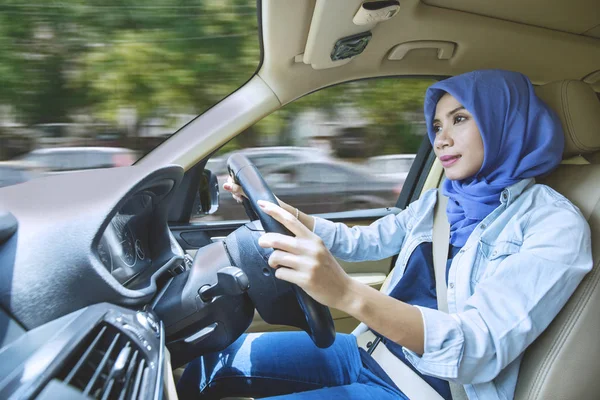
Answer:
[{"xmin": 449, "ymin": 283, "xmax": 455, "ymax": 289}]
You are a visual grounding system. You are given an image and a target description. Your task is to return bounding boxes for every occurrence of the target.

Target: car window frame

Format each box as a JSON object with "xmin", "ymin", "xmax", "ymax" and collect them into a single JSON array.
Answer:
[{"xmin": 166, "ymin": 75, "xmax": 443, "ymax": 224}]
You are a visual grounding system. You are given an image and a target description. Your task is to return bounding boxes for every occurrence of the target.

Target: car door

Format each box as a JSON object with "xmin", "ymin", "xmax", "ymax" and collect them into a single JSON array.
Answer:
[{"xmin": 170, "ymin": 76, "xmax": 436, "ymax": 333}]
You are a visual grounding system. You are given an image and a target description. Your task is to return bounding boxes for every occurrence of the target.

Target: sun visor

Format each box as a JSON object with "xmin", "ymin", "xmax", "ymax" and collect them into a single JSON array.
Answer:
[{"xmin": 301, "ymin": 0, "xmax": 400, "ymax": 70}]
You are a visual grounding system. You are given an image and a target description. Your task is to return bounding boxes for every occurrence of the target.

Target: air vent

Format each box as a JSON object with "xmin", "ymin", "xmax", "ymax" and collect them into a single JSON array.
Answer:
[{"xmin": 56, "ymin": 323, "xmax": 152, "ymax": 400}]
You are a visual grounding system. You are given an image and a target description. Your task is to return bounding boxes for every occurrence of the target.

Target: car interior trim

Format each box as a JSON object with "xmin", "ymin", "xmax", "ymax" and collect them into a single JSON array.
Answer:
[{"xmin": 137, "ymin": 75, "xmax": 281, "ymax": 170}]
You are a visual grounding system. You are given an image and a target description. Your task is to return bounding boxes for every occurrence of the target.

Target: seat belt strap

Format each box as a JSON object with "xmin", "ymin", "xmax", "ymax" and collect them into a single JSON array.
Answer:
[
  {"xmin": 357, "ymin": 330, "xmax": 444, "ymax": 400},
  {"xmin": 433, "ymin": 190, "xmax": 450, "ymax": 313},
  {"xmin": 356, "ymin": 188, "xmax": 469, "ymax": 400},
  {"xmin": 433, "ymin": 188, "xmax": 469, "ymax": 400}
]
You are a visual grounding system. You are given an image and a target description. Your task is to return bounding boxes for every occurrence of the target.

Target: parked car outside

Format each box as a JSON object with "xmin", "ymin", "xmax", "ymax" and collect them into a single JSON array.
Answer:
[
  {"xmin": 15, "ymin": 147, "xmax": 139, "ymax": 173},
  {"xmin": 213, "ymin": 159, "xmax": 400, "ymax": 220},
  {"xmin": 206, "ymin": 146, "xmax": 332, "ymax": 178},
  {"xmin": 0, "ymin": 161, "xmax": 40, "ymax": 188},
  {"xmin": 366, "ymin": 154, "xmax": 416, "ymax": 183}
]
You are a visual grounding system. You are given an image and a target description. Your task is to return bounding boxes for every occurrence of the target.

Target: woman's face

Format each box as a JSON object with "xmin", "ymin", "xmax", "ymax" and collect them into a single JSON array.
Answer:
[{"xmin": 432, "ymin": 93, "xmax": 484, "ymax": 181}]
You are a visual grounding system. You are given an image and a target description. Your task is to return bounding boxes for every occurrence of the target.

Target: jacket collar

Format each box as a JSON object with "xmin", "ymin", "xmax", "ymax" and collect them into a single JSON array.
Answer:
[{"xmin": 500, "ymin": 178, "xmax": 535, "ymax": 206}]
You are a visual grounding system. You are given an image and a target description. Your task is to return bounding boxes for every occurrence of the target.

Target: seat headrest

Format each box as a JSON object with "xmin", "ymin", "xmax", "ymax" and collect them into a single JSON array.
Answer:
[{"xmin": 535, "ymin": 80, "xmax": 600, "ymax": 158}]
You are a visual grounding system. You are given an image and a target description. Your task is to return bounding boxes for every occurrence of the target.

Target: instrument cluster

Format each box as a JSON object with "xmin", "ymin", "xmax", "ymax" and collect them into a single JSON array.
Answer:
[{"xmin": 97, "ymin": 193, "xmax": 153, "ymax": 285}]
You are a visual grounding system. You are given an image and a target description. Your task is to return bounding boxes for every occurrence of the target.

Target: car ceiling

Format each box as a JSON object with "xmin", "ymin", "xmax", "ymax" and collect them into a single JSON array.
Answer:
[
  {"xmin": 257, "ymin": 0, "xmax": 600, "ymax": 105},
  {"xmin": 422, "ymin": 0, "xmax": 600, "ymax": 37}
]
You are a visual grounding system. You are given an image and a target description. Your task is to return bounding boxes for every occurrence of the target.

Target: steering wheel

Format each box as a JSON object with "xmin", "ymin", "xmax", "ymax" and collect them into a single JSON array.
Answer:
[{"xmin": 226, "ymin": 154, "xmax": 335, "ymax": 348}]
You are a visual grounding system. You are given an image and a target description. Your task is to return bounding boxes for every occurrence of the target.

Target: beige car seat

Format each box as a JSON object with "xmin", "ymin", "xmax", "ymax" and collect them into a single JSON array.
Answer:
[{"xmin": 514, "ymin": 80, "xmax": 600, "ymax": 399}]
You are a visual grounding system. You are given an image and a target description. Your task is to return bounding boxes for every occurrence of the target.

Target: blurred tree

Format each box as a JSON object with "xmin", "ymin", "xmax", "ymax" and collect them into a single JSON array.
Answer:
[
  {"xmin": 328, "ymin": 78, "xmax": 434, "ymax": 155},
  {"xmin": 78, "ymin": 31, "xmax": 195, "ymax": 137},
  {"xmin": 0, "ymin": 0, "xmax": 258, "ymax": 132},
  {"xmin": 0, "ymin": 0, "xmax": 88, "ymax": 124},
  {"xmin": 0, "ymin": 0, "xmax": 434, "ymax": 157},
  {"xmin": 253, "ymin": 78, "xmax": 435, "ymax": 155},
  {"xmin": 75, "ymin": 0, "xmax": 260, "ymax": 137}
]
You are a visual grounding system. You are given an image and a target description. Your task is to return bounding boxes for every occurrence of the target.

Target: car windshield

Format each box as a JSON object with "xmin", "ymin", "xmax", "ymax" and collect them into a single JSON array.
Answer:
[{"xmin": 0, "ymin": 1, "xmax": 259, "ymax": 187}]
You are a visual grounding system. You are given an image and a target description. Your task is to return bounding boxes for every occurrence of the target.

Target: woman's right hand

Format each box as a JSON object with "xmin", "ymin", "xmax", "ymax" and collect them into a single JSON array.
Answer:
[
  {"xmin": 223, "ymin": 176, "xmax": 247, "ymax": 203},
  {"xmin": 224, "ymin": 175, "xmax": 314, "ymax": 230},
  {"xmin": 223, "ymin": 175, "xmax": 285, "ymax": 210}
]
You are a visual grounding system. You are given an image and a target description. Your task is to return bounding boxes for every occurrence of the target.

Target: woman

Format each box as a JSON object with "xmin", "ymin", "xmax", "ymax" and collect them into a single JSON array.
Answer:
[{"xmin": 177, "ymin": 70, "xmax": 592, "ymax": 399}]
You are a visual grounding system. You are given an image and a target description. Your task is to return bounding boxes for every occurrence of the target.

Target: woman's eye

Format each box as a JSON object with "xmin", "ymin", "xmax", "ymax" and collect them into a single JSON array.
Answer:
[
  {"xmin": 454, "ymin": 115, "xmax": 467, "ymax": 124},
  {"xmin": 433, "ymin": 125, "xmax": 442, "ymax": 133}
]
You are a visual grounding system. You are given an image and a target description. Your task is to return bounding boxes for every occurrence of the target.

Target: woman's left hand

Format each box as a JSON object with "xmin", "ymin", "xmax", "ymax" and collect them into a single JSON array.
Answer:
[{"xmin": 256, "ymin": 200, "xmax": 353, "ymax": 309}]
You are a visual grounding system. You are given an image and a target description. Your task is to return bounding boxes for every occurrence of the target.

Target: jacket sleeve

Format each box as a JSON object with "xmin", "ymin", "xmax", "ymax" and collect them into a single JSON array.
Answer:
[
  {"xmin": 402, "ymin": 201, "xmax": 592, "ymax": 384},
  {"xmin": 311, "ymin": 192, "xmax": 429, "ymax": 262}
]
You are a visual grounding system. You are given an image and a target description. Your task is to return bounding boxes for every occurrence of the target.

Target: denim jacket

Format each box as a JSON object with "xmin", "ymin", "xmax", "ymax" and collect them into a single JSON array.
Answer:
[{"xmin": 313, "ymin": 178, "xmax": 592, "ymax": 400}]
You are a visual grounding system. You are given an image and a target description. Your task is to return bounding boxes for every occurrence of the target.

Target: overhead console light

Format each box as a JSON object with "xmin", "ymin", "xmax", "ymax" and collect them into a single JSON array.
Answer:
[{"xmin": 353, "ymin": 1, "xmax": 400, "ymax": 25}]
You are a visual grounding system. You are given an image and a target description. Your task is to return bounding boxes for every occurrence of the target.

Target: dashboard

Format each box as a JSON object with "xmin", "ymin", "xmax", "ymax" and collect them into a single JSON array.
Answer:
[
  {"xmin": 97, "ymin": 193, "xmax": 154, "ymax": 285},
  {"xmin": 0, "ymin": 164, "xmax": 190, "ymax": 399},
  {"xmin": 0, "ymin": 164, "xmax": 185, "ymax": 330}
]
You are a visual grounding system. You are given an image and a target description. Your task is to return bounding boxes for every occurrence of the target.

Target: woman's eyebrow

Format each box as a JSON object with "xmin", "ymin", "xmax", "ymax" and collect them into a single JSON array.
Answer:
[
  {"xmin": 447, "ymin": 106, "xmax": 466, "ymax": 117},
  {"xmin": 433, "ymin": 106, "xmax": 466, "ymax": 124}
]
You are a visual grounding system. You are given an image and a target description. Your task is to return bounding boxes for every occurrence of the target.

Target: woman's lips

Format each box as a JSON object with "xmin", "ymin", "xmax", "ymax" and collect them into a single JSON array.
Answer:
[{"xmin": 440, "ymin": 155, "xmax": 461, "ymax": 168}]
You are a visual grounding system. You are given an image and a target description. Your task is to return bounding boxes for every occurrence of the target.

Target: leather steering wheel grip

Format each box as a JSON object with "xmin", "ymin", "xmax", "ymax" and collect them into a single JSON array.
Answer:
[
  {"xmin": 226, "ymin": 154, "xmax": 336, "ymax": 348},
  {"xmin": 227, "ymin": 154, "xmax": 290, "ymax": 235}
]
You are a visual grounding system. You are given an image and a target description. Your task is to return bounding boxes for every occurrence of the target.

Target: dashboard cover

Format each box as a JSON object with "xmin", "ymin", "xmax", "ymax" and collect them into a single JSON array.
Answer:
[
  {"xmin": 0, "ymin": 211, "xmax": 18, "ymax": 245},
  {"xmin": 0, "ymin": 164, "xmax": 185, "ymax": 330}
]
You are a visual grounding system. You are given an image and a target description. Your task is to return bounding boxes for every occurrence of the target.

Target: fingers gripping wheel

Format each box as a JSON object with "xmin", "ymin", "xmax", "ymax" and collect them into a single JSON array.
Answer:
[{"xmin": 226, "ymin": 154, "xmax": 335, "ymax": 348}]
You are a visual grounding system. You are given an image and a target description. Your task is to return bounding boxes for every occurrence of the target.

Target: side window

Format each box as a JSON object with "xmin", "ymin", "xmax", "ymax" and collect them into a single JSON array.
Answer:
[
  {"xmin": 295, "ymin": 165, "xmax": 317, "ymax": 184},
  {"xmin": 47, "ymin": 153, "xmax": 68, "ymax": 171},
  {"xmin": 0, "ymin": 168, "xmax": 20, "ymax": 187},
  {"xmin": 399, "ymin": 158, "xmax": 415, "ymax": 172},
  {"xmin": 248, "ymin": 154, "xmax": 290, "ymax": 170},
  {"xmin": 298, "ymin": 165, "xmax": 348, "ymax": 184},
  {"xmin": 194, "ymin": 77, "xmax": 435, "ymax": 222},
  {"xmin": 63, "ymin": 154, "xmax": 83, "ymax": 170},
  {"xmin": 70, "ymin": 153, "xmax": 93, "ymax": 170},
  {"xmin": 265, "ymin": 167, "xmax": 297, "ymax": 187}
]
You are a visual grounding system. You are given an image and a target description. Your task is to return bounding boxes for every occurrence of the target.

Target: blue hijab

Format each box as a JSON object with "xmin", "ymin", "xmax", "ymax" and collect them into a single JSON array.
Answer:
[{"xmin": 424, "ymin": 70, "xmax": 564, "ymax": 247}]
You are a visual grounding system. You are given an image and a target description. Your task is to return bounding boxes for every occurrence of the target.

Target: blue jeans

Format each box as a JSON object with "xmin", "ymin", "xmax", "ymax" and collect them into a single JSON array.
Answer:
[{"xmin": 177, "ymin": 332, "xmax": 408, "ymax": 399}]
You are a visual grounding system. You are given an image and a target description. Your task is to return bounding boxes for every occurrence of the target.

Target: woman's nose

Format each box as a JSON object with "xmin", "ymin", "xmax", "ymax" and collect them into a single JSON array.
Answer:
[{"xmin": 435, "ymin": 128, "xmax": 452, "ymax": 149}]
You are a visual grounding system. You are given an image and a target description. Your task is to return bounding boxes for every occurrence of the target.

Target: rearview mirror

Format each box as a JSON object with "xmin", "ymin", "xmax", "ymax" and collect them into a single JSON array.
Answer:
[{"xmin": 197, "ymin": 169, "xmax": 219, "ymax": 215}]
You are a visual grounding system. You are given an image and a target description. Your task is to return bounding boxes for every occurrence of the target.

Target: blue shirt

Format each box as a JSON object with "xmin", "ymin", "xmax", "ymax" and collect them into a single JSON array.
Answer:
[
  {"xmin": 361, "ymin": 242, "xmax": 461, "ymax": 399},
  {"xmin": 313, "ymin": 178, "xmax": 592, "ymax": 400}
]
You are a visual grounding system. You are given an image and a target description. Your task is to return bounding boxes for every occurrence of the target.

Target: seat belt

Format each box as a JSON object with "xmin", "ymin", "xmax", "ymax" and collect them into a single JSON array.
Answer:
[
  {"xmin": 355, "ymin": 188, "xmax": 469, "ymax": 400},
  {"xmin": 352, "ymin": 188, "xmax": 449, "ymax": 400},
  {"xmin": 432, "ymin": 190, "xmax": 450, "ymax": 312},
  {"xmin": 433, "ymin": 189, "xmax": 469, "ymax": 400},
  {"xmin": 356, "ymin": 330, "xmax": 444, "ymax": 400}
]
